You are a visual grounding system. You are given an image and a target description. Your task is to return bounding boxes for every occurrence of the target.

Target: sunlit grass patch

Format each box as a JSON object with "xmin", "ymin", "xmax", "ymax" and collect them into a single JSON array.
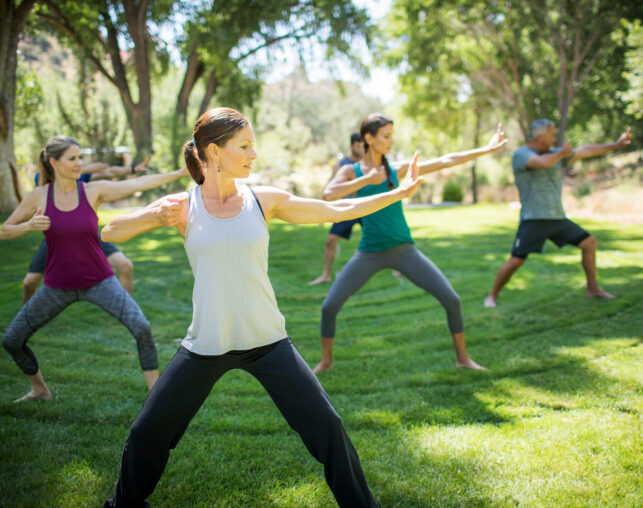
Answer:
[{"xmin": 0, "ymin": 204, "xmax": 641, "ymax": 506}]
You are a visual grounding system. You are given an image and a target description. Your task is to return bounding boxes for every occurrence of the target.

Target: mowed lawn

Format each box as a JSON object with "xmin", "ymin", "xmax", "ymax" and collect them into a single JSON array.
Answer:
[{"xmin": 0, "ymin": 204, "xmax": 641, "ymax": 507}]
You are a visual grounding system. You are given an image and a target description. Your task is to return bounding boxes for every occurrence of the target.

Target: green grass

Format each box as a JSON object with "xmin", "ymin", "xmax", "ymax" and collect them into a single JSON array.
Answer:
[{"xmin": 0, "ymin": 204, "xmax": 641, "ymax": 507}]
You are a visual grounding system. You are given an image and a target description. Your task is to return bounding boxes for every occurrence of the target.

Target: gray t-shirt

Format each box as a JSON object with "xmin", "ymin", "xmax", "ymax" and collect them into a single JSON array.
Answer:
[{"xmin": 512, "ymin": 145, "xmax": 573, "ymax": 220}]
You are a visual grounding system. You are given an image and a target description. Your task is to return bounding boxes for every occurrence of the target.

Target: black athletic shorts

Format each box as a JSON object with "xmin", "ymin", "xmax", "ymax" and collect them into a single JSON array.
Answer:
[
  {"xmin": 511, "ymin": 218, "xmax": 590, "ymax": 259},
  {"xmin": 28, "ymin": 238, "xmax": 120, "ymax": 273},
  {"xmin": 329, "ymin": 218, "xmax": 362, "ymax": 240}
]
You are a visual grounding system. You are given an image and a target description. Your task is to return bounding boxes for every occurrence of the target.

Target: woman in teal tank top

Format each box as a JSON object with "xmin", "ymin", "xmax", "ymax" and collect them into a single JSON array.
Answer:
[{"xmin": 314, "ymin": 114, "xmax": 508, "ymax": 373}]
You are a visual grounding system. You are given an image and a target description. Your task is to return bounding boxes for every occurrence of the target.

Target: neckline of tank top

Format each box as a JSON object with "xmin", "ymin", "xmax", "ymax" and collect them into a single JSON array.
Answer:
[
  {"xmin": 197, "ymin": 184, "xmax": 250, "ymax": 221},
  {"xmin": 49, "ymin": 181, "xmax": 82, "ymax": 213}
]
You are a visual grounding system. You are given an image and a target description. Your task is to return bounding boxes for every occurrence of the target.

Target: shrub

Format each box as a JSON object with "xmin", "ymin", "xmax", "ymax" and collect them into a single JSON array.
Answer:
[{"xmin": 442, "ymin": 179, "xmax": 464, "ymax": 202}]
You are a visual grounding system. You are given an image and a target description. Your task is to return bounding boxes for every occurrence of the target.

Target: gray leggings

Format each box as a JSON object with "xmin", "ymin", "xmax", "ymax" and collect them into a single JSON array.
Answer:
[
  {"xmin": 2, "ymin": 276, "xmax": 158, "ymax": 375},
  {"xmin": 321, "ymin": 243, "xmax": 464, "ymax": 337}
]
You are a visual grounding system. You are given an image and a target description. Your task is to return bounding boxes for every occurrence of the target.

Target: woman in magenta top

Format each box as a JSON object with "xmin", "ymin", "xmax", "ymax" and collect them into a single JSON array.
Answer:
[{"xmin": 0, "ymin": 135, "xmax": 187, "ymax": 402}]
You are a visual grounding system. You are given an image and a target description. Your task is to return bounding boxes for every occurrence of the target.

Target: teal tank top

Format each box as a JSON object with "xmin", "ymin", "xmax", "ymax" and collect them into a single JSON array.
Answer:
[{"xmin": 354, "ymin": 161, "xmax": 414, "ymax": 252}]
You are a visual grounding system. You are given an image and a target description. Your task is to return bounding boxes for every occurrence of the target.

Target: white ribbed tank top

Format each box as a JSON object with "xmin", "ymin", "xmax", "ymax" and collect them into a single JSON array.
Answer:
[{"xmin": 181, "ymin": 184, "xmax": 287, "ymax": 355}]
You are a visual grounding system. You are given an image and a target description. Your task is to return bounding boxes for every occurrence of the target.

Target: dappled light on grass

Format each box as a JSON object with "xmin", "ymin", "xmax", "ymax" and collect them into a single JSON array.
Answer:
[
  {"xmin": 53, "ymin": 459, "xmax": 101, "ymax": 508},
  {"xmin": 0, "ymin": 204, "xmax": 641, "ymax": 506}
]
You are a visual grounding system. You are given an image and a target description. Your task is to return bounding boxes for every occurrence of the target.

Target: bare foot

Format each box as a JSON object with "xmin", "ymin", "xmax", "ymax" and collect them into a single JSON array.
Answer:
[
  {"xmin": 13, "ymin": 389, "xmax": 51, "ymax": 403},
  {"xmin": 456, "ymin": 358, "xmax": 487, "ymax": 370},
  {"xmin": 392, "ymin": 270, "xmax": 403, "ymax": 284},
  {"xmin": 312, "ymin": 361, "xmax": 333, "ymax": 374},
  {"xmin": 586, "ymin": 289, "xmax": 615, "ymax": 299},
  {"xmin": 309, "ymin": 275, "xmax": 331, "ymax": 286},
  {"xmin": 484, "ymin": 295, "xmax": 497, "ymax": 308}
]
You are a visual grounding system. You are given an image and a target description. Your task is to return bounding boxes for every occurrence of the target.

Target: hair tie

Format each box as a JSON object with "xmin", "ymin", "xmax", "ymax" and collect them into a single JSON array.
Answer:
[{"xmin": 190, "ymin": 138, "xmax": 196, "ymax": 146}]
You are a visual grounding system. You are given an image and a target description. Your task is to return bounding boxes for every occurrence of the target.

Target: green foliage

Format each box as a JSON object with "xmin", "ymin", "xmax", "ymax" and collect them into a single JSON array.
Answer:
[
  {"xmin": 573, "ymin": 182, "xmax": 593, "ymax": 199},
  {"xmin": 441, "ymin": 178, "xmax": 464, "ymax": 203},
  {"xmin": 620, "ymin": 19, "xmax": 643, "ymax": 119},
  {"xmin": 381, "ymin": 0, "xmax": 642, "ymax": 145},
  {"xmin": 252, "ymin": 67, "xmax": 382, "ymax": 185},
  {"xmin": 14, "ymin": 61, "xmax": 43, "ymax": 129},
  {"xmin": 0, "ymin": 206, "xmax": 641, "ymax": 506}
]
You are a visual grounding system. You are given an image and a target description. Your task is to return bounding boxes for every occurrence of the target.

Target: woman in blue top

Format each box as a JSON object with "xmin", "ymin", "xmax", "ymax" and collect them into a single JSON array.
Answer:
[{"xmin": 313, "ymin": 113, "xmax": 507, "ymax": 373}]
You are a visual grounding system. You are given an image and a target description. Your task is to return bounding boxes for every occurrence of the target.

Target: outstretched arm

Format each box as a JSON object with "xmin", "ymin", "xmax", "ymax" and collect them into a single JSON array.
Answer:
[
  {"xmin": 89, "ymin": 153, "xmax": 153, "ymax": 180},
  {"xmin": 526, "ymin": 141, "xmax": 574, "ymax": 169},
  {"xmin": 81, "ymin": 162, "xmax": 108, "ymax": 175},
  {"xmin": 322, "ymin": 163, "xmax": 388, "ymax": 201},
  {"xmin": 89, "ymin": 166, "xmax": 188, "ymax": 206},
  {"xmin": 261, "ymin": 153, "xmax": 422, "ymax": 223},
  {"xmin": 101, "ymin": 193, "xmax": 188, "ymax": 242},
  {"xmin": 568, "ymin": 127, "xmax": 631, "ymax": 164},
  {"xmin": 395, "ymin": 123, "xmax": 507, "ymax": 178}
]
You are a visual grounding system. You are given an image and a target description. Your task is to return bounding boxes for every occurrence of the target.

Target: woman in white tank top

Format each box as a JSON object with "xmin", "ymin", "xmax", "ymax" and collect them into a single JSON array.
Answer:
[{"xmin": 101, "ymin": 107, "xmax": 422, "ymax": 508}]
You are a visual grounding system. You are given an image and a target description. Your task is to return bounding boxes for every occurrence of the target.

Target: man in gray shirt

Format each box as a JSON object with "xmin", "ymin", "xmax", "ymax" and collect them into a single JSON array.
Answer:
[{"xmin": 484, "ymin": 119, "xmax": 631, "ymax": 307}]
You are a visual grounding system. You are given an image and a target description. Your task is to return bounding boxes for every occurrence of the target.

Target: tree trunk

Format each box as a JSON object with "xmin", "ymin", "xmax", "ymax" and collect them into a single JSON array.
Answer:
[
  {"xmin": 470, "ymin": 108, "xmax": 481, "ymax": 204},
  {"xmin": 198, "ymin": 68, "xmax": 218, "ymax": 115},
  {"xmin": 176, "ymin": 46, "xmax": 205, "ymax": 122},
  {"xmin": 123, "ymin": 0, "xmax": 152, "ymax": 160},
  {"xmin": 0, "ymin": 0, "xmax": 36, "ymax": 213}
]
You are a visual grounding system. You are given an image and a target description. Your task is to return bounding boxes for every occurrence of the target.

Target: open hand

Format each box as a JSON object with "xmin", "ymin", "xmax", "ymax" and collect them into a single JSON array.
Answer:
[
  {"xmin": 397, "ymin": 152, "xmax": 423, "ymax": 197},
  {"xmin": 156, "ymin": 195, "xmax": 186, "ymax": 227},
  {"xmin": 133, "ymin": 153, "xmax": 153, "ymax": 174},
  {"xmin": 29, "ymin": 208, "xmax": 50, "ymax": 231},
  {"xmin": 487, "ymin": 123, "xmax": 508, "ymax": 151},
  {"xmin": 560, "ymin": 141, "xmax": 573, "ymax": 158},
  {"xmin": 616, "ymin": 127, "xmax": 631, "ymax": 148}
]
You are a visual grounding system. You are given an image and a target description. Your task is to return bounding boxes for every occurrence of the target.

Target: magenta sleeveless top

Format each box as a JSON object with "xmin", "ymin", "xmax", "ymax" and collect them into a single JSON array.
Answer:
[{"xmin": 43, "ymin": 182, "xmax": 114, "ymax": 289}]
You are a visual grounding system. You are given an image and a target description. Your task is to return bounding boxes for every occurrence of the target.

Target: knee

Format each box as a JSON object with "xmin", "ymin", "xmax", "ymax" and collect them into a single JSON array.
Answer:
[
  {"xmin": 444, "ymin": 292, "xmax": 462, "ymax": 313},
  {"xmin": 2, "ymin": 332, "xmax": 19, "ymax": 354},
  {"xmin": 113, "ymin": 256, "xmax": 133, "ymax": 277},
  {"xmin": 325, "ymin": 235, "xmax": 339, "ymax": 249},
  {"xmin": 321, "ymin": 297, "xmax": 340, "ymax": 318},
  {"xmin": 580, "ymin": 235, "xmax": 597, "ymax": 252},
  {"xmin": 129, "ymin": 415, "xmax": 155, "ymax": 444},
  {"xmin": 133, "ymin": 318, "xmax": 153, "ymax": 343},
  {"xmin": 22, "ymin": 273, "xmax": 41, "ymax": 292},
  {"xmin": 508, "ymin": 256, "xmax": 525, "ymax": 269}
]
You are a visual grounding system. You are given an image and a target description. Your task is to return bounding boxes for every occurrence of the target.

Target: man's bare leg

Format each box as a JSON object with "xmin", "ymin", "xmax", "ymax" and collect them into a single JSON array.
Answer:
[
  {"xmin": 579, "ymin": 236, "xmax": 614, "ymax": 299},
  {"xmin": 452, "ymin": 332, "xmax": 487, "ymax": 370},
  {"xmin": 14, "ymin": 370, "xmax": 51, "ymax": 402},
  {"xmin": 309, "ymin": 234, "xmax": 341, "ymax": 285},
  {"xmin": 313, "ymin": 337, "xmax": 334, "ymax": 373},
  {"xmin": 107, "ymin": 252, "xmax": 134, "ymax": 295},
  {"xmin": 484, "ymin": 256, "xmax": 525, "ymax": 307},
  {"xmin": 22, "ymin": 272, "xmax": 43, "ymax": 304}
]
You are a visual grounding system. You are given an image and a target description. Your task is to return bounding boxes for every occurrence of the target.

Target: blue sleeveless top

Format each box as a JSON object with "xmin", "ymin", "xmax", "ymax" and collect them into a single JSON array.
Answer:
[{"xmin": 354, "ymin": 162, "xmax": 414, "ymax": 252}]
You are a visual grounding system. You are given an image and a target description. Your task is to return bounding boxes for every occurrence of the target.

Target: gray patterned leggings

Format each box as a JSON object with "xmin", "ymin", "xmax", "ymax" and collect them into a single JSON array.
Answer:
[
  {"xmin": 321, "ymin": 243, "xmax": 464, "ymax": 337},
  {"xmin": 2, "ymin": 276, "xmax": 158, "ymax": 375}
]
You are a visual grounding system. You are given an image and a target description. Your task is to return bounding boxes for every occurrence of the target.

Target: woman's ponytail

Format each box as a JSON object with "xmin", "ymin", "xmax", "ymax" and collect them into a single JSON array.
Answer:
[
  {"xmin": 38, "ymin": 149, "xmax": 55, "ymax": 185},
  {"xmin": 184, "ymin": 140, "xmax": 205, "ymax": 184}
]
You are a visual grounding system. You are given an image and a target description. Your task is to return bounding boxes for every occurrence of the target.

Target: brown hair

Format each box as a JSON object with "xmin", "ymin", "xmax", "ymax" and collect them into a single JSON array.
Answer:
[
  {"xmin": 38, "ymin": 135, "xmax": 80, "ymax": 185},
  {"xmin": 183, "ymin": 107, "xmax": 250, "ymax": 184},
  {"xmin": 360, "ymin": 113, "xmax": 395, "ymax": 190}
]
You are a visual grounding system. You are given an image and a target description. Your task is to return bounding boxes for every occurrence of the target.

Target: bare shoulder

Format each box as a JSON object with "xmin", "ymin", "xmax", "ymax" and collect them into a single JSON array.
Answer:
[
  {"xmin": 336, "ymin": 163, "xmax": 357, "ymax": 181},
  {"xmin": 25, "ymin": 185, "xmax": 48, "ymax": 210},
  {"xmin": 251, "ymin": 185, "xmax": 293, "ymax": 218},
  {"xmin": 252, "ymin": 185, "xmax": 291, "ymax": 204}
]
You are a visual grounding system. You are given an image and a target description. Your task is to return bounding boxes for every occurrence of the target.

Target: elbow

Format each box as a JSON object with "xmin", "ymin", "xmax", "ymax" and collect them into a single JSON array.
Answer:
[
  {"xmin": 100, "ymin": 226, "xmax": 116, "ymax": 242},
  {"xmin": 322, "ymin": 189, "xmax": 335, "ymax": 201}
]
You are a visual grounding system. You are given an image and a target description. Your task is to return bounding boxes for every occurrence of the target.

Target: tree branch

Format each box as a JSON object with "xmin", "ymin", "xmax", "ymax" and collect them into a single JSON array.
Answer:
[
  {"xmin": 15, "ymin": 0, "xmax": 37, "ymax": 31},
  {"xmin": 36, "ymin": 10, "xmax": 119, "ymax": 89}
]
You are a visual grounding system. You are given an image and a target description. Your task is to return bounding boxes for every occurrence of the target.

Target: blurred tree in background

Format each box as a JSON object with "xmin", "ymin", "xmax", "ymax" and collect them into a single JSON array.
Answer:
[{"xmin": 381, "ymin": 0, "xmax": 642, "ymax": 146}]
